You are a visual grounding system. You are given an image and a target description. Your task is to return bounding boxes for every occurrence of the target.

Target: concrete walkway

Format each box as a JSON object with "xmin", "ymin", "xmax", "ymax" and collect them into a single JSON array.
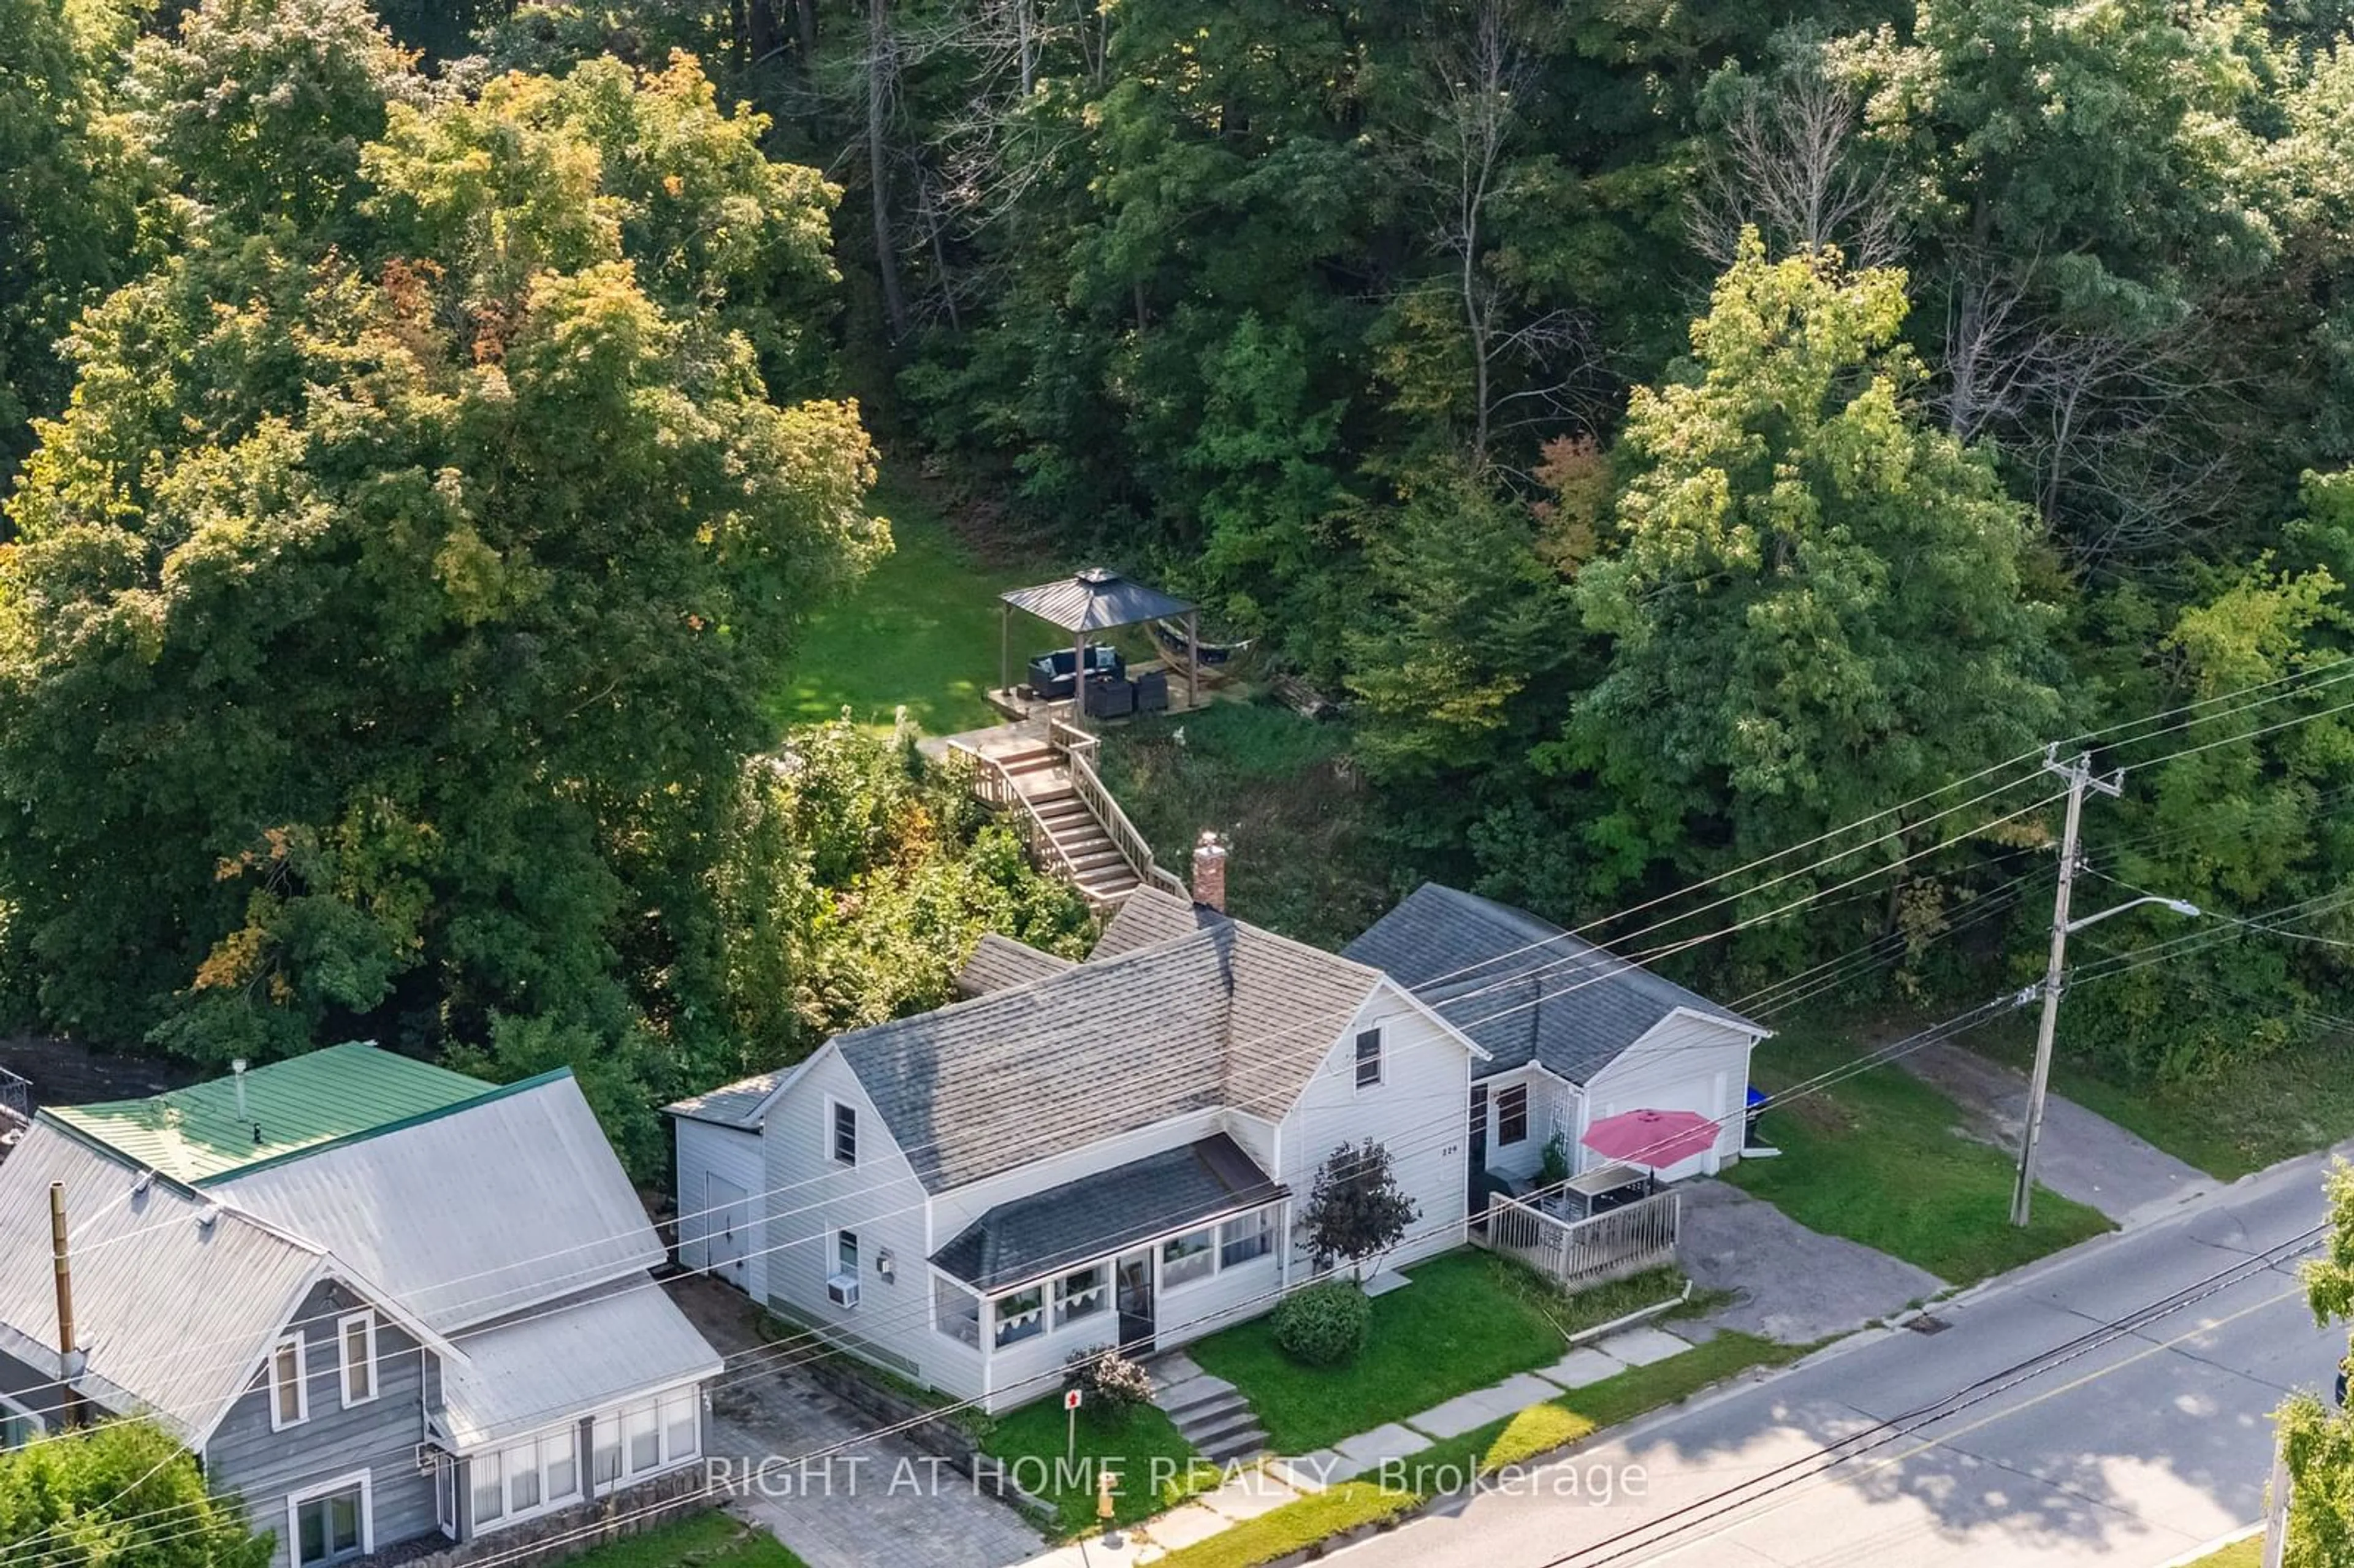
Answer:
[
  {"xmin": 1011, "ymin": 1319, "xmax": 1710, "ymax": 1567},
  {"xmin": 1677, "ymin": 1178, "xmax": 1946, "ymax": 1343},
  {"xmin": 1901, "ymin": 1040, "xmax": 2215, "ymax": 1227}
]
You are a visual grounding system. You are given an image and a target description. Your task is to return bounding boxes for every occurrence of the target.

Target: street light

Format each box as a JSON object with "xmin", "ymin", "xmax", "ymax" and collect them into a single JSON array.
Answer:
[{"xmin": 2011, "ymin": 891, "xmax": 2200, "ymax": 1227}]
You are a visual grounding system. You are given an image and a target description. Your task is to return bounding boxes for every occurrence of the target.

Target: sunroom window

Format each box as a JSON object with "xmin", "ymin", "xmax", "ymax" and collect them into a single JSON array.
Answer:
[
  {"xmin": 1219, "ymin": 1208, "xmax": 1276, "ymax": 1268},
  {"xmin": 1161, "ymin": 1227, "xmax": 1216, "ymax": 1289},
  {"xmin": 992, "ymin": 1285, "xmax": 1044, "ymax": 1347},
  {"xmin": 1053, "ymin": 1265, "xmax": 1107, "ymax": 1327},
  {"xmin": 935, "ymin": 1276, "xmax": 981, "ymax": 1346}
]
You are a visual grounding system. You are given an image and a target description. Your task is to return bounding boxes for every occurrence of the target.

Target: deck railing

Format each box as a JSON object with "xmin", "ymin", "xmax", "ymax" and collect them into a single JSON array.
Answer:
[
  {"xmin": 0, "ymin": 1064, "xmax": 29, "ymax": 1128},
  {"xmin": 1046, "ymin": 720, "xmax": 1187, "ymax": 899},
  {"xmin": 950, "ymin": 741, "xmax": 1087, "ymax": 886},
  {"xmin": 1479, "ymin": 1188, "xmax": 1680, "ymax": 1292}
]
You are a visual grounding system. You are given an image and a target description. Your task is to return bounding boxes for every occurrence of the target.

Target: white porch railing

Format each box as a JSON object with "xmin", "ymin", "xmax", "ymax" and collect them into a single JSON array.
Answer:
[{"xmin": 1479, "ymin": 1189, "xmax": 1680, "ymax": 1292}]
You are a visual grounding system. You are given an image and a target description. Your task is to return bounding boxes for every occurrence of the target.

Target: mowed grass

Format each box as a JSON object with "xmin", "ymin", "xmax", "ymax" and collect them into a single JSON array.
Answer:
[
  {"xmin": 568, "ymin": 1512, "xmax": 807, "ymax": 1567},
  {"xmin": 1185, "ymin": 1250, "xmax": 1567, "ymax": 1455},
  {"xmin": 1727, "ymin": 1026, "xmax": 2112, "ymax": 1285},
  {"xmin": 980, "ymin": 1396, "xmax": 1220, "ymax": 1538},
  {"xmin": 2180, "ymin": 1536, "xmax": 2261, "ymax": 1568},
  {"xmin": 770, "ymin": 481, "xmax": 1055, "ymax": 736}
]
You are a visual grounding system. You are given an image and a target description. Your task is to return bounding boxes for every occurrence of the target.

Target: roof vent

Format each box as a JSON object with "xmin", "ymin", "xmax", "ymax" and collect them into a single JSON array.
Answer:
[
  {"xmin": 232, "ymin": 1058, "xmax": 249, "ymax": 1119},
  {"xmin": 1076, "ymin": 566, "xmax": 1118, "ymax": 585},
  {"xmin": 131, "ymin": 1170, "xmax": 153, "ymax": 1196},
  {"xmin": 195, "ymin": 1205, "xmax": 221, "ymax": 1232}
]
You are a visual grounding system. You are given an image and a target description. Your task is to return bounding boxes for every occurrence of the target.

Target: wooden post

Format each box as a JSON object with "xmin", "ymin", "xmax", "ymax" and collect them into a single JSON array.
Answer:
[
  {"xmin": 999, "ymin": 602, "xmax": 1010, "ymax": 705},
  {"xmin": 1073, "ymin": 630, "xmax": 1087, "ymax": 729},
  {"xmin": 1184, "ymin": 608, "xmax": 1199, "ymax": 711},
  {"xmin": 50, "ymin": 1182, "xmax": 80, "ymax": 1429}
]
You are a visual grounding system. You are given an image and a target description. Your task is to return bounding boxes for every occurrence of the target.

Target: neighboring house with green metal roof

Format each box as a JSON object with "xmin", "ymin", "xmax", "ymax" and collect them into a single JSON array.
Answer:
[{"xmin": 0, "ymin": 1046, "xmax": 720, "ymax": 1568}]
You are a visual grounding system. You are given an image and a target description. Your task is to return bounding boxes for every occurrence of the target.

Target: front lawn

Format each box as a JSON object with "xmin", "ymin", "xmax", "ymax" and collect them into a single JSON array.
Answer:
[
  {"xmin": 1185, "ymin": 1250, "xmax": 1567, "ymax": 1455},
  {"xmin": 568, "ymin": 1512, "xmax": 806, "ymax": 1568},
  {"xmin": 980, "ymin": 1394, "xmax": 1221, "ymax": 1539},
  {"xmin": 2181, "ymin": 1536, "xmax": 2261, "ymax": 1568},
  {"xmin": 769, "ymin": 478, "xmax": 1054, "ymax": 736},
  {"xmin": 1728, "ymin": 1025, "xmax": 2112, "ymax": 1284}
]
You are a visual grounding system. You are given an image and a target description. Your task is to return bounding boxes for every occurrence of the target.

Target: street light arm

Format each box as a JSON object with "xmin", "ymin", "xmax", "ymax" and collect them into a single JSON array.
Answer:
[{"xmin": 2062, "ymin": 894, "xmax": 2201, "ymax": 936}]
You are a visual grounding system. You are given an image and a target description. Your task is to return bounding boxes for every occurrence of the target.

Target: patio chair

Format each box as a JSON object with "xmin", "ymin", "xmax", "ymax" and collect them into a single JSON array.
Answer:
[{"xmin": 1134, "ymin": 668, "xmax": 1170, "ymax": 713}]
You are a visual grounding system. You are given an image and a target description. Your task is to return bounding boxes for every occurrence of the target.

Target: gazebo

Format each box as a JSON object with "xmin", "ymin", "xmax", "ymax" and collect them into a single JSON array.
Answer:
[{"xmin": 999, "ymin": 568, "xmax": 1200, "ymax": 718}]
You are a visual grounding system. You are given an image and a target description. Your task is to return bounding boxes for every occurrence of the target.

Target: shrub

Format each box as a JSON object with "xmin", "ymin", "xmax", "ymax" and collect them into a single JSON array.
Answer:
[
  {"xmin": 1063, "ymin": 1347, "xmax": 1154, "ymax": 1423},
  {"xmin": 1481, "ymin": 1403, "xmax": 1594, "ymax": 1474},
  {"xmin": 1271, "ymin": 1279, "xmax": 1371, "ymax": 1367}
]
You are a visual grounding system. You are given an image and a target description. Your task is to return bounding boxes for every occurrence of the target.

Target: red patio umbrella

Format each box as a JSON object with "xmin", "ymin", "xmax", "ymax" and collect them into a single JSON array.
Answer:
[{"xmin": 1580, "ymin": 1108, "xmax": 1720, "ymax": 1170}]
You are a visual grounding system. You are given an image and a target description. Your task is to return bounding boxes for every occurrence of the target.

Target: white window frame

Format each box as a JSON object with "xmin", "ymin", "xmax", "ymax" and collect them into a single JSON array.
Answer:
[
  {"xmin": 589, "ymin": 1383, "xmax": 704, "ymax": 1498},
  {"xmin": 1496, "ymin": 1083, "xmax": 1530, "ymax": 1146},
  {"xmin": 826, "ymin": 1097, "xmax": 858, "ymax": 1166},
  {"xmin": 1354, "ymin": 1027, "xmax": 1383, "ymax": 1090},
  {"xmin": 829, "ymin": 1227, "xmax": 860, "ymax": 1303},
  {"xmin": 269, "ymin": 1333, "xmax": 309, "ymax": 1431},
  {"xmin": 1160, "ymin": 1226, "xmax": 1217, "ymax": 1291},
  {"xmin": 934, "ymin": 1274, "xmax": 981, "ymax": 1347},
  {"xmin": 1052, "ymin": 1265, "xmax": 1108, "ymax": 1328},
  {"xmin": 469, "ymin": 1421, "xmax": 583, "ymax": 1536},
  {"xmin": 337, "ymin": 1311, "xmax": 377, "ymax": 1409},
  {"xmin": 1218, "ymin": 1206, "xmax": 1277, "ymax": 1269},
  {"xmin": 991, "ymin": 1284, "xmax": 1045, "ymax": 1347},
  {"xmin": 286, "ymin": 1468, "xmax": 372, "ymax": 1567}
]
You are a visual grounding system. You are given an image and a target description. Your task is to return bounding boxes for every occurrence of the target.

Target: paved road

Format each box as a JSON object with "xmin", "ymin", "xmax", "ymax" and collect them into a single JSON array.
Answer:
[{"xmin": 1339, "ymin": 1141, "xmax": 2348, "ymax": 1568}]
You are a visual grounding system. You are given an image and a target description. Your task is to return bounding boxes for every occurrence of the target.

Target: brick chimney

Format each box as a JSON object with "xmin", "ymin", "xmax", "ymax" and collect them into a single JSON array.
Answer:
[{"xmin": 1191, "ymin": 830, "xmax": 1228, "ymax": 912}]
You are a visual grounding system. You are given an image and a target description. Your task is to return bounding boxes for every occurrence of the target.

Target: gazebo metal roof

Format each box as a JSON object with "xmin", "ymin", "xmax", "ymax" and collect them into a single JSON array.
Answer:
[{"xmin": 1000, "ymin": 568, "xmax": 1193, "ymax": 634}]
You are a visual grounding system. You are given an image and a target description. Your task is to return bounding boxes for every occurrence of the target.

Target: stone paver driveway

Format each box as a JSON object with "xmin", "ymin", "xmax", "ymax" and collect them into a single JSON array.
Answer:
[{"xmin": 671, "ymin": 1277, "xmax": 1043, "ymax": 1568}]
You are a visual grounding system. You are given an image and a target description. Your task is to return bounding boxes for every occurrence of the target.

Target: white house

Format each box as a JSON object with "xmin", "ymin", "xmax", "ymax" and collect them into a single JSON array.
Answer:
[
  {"xmin": 1344, "ymin": 883, "xmax": 1772, "ymax": 1190},
  {"xmin": 668, "ymin": 880, "xmax": 1769, "ymax": 1418},
  {"xmin": 668, "ymin": 889, "xmax": 1486, "ymax": 1415}
]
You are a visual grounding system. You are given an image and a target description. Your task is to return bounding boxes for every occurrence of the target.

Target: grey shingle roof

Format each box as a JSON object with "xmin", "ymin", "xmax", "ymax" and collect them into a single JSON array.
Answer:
[
  {"xmin": 836, "ymin": 907, "xmax": 1384, "ymax": 1193},
  {"xmin": 1002, "ymin": 568, "xmax": 1194, "ymax": 633},
  {"xmin": 1342, "ymin": 883, "xmax": 1766, "ymax": 1085},
  {"xmin": 931, "ymin": 1133, "xmax": 1284, "ymax": 1291},
  {"xmin": 955, "ymin": 932, "xmax": 1076, "ymax": 998},
  {"xmin": 1091, "ymin": 886, "xmax": 1225, "ymax": 959}
]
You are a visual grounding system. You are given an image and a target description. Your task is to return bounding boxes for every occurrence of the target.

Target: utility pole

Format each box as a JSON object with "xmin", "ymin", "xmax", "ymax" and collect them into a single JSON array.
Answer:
[
  {"xmin": 50, "ymin": 1181, "xmax": 81, "ymax": 1428},
  {"xmin": 2012, "ymin": 747, "xmax": 2120, "ymax": 1228},
  {"xmin": 2262, "ymin": 1423, "xmax": 2291, "ymax": 1568}
]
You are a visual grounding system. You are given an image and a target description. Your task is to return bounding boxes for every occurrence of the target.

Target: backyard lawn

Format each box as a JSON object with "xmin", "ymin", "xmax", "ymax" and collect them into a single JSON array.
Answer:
[
  {"xmin": 769, "ymin": 481, "xmax": 1054, "ymax": 736},
  {"xmin": 980, "ymin": 1392, "xmax": 1221, "ymax": 1538},
  {"xmin": 1185, "ymin": 1250, "xmax": 1569, "ymax": 1455},
  {"xmin": 1728, "ymin": 1025, "xmax": 2112, "ymax": 1284},
  {"xmin": 566, "ymin": 1512, "xmax": 806, "ymax": 1568}
]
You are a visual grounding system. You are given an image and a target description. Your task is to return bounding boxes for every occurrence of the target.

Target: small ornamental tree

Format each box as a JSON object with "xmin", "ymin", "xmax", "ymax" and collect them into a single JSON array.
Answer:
[
  {"xmin": 1300, "ymin": 1140, "xmax": 1419, "ymax": 1282},
  {"xmin": 2280, "ymin": 1160, "xmax": 2354, "ymax": 1566}
]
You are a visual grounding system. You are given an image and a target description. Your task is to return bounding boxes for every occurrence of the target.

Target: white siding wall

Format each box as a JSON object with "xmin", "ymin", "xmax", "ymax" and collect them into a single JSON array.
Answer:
[
  {"xmin": 1477, "ymin": 1068, "xmax": 1579, "ymax": 1185},
  {"xmin": 672, "ymin": 1119, "xmax": 768, "ymax": 1303},
  {"xmin": 758, "ymin": 1050, "xmax": 939, "ymax": 1388},
  {"xmin": 1580, "ymin": 1012, "xmax": 1761, "ymax": 1182},
  {"xmin": 1278, "ymin": 984, "xmax": 1472, "ymax": 1281}
]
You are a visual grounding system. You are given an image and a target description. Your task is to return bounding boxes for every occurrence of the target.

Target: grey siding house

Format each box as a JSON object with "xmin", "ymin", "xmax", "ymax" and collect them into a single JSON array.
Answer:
[{"xmin": 0, "ymin": 1045, "xmax": 722, "ymax": 1568}]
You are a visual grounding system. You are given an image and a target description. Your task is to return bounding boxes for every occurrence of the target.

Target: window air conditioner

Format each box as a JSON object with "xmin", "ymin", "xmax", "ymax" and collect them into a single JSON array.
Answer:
[{"xmin": 827, "ymin": 1273, "xmax": 860, "ymax": 1308}]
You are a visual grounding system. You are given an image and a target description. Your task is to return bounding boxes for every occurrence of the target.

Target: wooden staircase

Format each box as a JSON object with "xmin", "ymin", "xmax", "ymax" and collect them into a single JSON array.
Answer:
[
  {"xmin": 955, "ymin": 723, "xmax": 1186, "ymax": 910},
  {"xmin": 993, "ymin": 742, "xmax": 1143, "ymax": 905}
]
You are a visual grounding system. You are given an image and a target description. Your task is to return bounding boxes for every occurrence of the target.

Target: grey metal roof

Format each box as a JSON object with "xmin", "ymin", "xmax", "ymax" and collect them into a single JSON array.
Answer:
[
  {"xmin": 0, "ymin": 1118, "xmax": 326, "ymax": 1445},
  {"xmin": 665, "ymin": 1067, "xmax": 793, "ymax": 1129},
  {"xmin": 215, "ymin": 1075, "xmax": 664, "ymax": 1333},
  {"xmin": 932, "ymin": 1133, "xmax": 1284, "ymax": 1291},
  {"xmin": 836, "ymin": 908, "xmax": 1384, "ymax": 1193},
  {"xmin": 1343, "ymin": 883, "xmax": 1766, "ymax": 1085},
  {"xmin": 1091, "ymin": 886, "xmax": 1225, "ymax": 959},
  {"xmin": 438, "ymin": 1282, "xmax": 722, "ymax": 1450},
  {"xmin": 1002, "ymin": 568, "xmax": 1194, "ymax": 633},
  {"xmin": 955, "ymin": 932, "xmax": 1076, "ymax": 998}
]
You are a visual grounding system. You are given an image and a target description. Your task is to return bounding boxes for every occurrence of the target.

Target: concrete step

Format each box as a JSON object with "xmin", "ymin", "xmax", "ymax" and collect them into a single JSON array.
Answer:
[
  {"xmin": 1162, "ymin": 1385, "xmax": 1251, "ymax": 1424},
  {"xmin": 1199, "ymin": 1424, "xmax": 1270, "ymax": 1465}
]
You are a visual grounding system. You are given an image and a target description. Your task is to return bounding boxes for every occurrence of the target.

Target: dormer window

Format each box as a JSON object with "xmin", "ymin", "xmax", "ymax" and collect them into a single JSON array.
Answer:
[{"xmin": 1354, "ymin": 1029, "xmax": 1382, "ymax": 1089}]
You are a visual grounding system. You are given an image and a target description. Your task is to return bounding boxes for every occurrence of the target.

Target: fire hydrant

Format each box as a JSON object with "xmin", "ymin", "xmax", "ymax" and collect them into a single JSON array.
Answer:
[{"xmin": 1097, "ymin": 1467, "xmax": 1122, "ymax": 1544}]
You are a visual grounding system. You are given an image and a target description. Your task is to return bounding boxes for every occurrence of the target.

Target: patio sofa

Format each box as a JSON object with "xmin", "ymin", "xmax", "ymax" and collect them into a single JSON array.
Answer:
[{"xmin": 1027, "ymin": 646, "xmax": 1126, "ymax": 701}]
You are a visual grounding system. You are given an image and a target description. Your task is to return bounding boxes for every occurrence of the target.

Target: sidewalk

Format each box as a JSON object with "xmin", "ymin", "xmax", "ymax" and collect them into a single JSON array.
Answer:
[{"xmin": 1010, "ymin": 1323, "xmax": 1701, "ymax": 1567}]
